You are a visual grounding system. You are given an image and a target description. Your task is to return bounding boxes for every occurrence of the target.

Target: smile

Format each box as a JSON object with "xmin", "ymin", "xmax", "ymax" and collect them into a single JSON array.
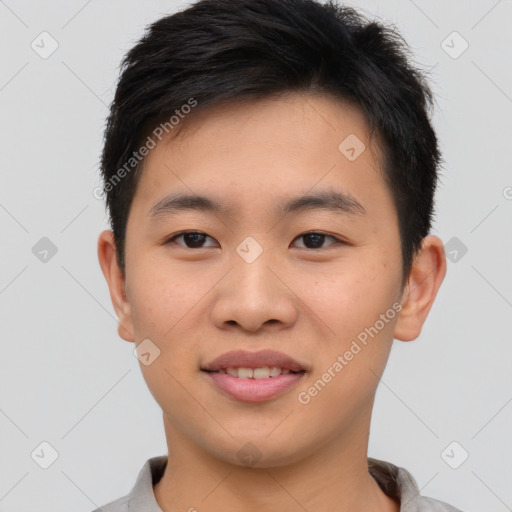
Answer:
[
  {"xmin": 205, "ymin": 366, "xmax": 304, "ymax": 379},
  {"xmin": 202, "ymin": 369, "xmax": 306, "ymax": 402}
]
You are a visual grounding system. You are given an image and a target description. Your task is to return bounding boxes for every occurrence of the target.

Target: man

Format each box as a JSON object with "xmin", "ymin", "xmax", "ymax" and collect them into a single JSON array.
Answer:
[{"xmin": 95, "ymin": 0, "xmax": 461, "ymax": 510}]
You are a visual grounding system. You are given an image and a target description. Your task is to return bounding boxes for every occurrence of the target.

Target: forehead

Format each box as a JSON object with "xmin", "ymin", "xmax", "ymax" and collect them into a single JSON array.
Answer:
[{"xmin": 132, "ymin": 92, "xmax": 390, "ymax": 221}]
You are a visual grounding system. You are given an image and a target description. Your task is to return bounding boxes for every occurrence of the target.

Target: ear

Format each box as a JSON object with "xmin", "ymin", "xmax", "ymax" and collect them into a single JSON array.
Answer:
[
  {"xmin": 393, "ymin": 235, "xmax": 447, "ymax": 342},
  {"xmin": 97, "ymin": 230, "xmax": 135, "ymax": 342}
]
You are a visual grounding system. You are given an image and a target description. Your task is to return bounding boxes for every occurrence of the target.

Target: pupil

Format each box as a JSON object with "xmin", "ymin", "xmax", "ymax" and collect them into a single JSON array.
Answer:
[
  {"xmin": 304, "ymin": 233, "xmax": 324, "ymax": 249},
  {"xmin": 185, "ymin": 232, "xmax": 205, "ymax": 248}
]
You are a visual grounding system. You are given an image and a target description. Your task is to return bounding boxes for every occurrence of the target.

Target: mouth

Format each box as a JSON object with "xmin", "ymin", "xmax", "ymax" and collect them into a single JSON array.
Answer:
[
  {"xmin": 201, "ymin": 349, "xmax": 308, "ymax": 373},
  {"xmin": 202, "ymin": 367, "xmax": 305, "ymax": 378},
  {"xmin": 201, "ymin": 349, "xmax": 308, "ymax": 402}
]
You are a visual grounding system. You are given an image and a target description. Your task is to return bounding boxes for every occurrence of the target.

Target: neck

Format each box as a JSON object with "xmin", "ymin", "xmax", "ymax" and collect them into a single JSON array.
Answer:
[{"xmin": 153, "ymin": 412, "xmax": 399, "ymax": 512}]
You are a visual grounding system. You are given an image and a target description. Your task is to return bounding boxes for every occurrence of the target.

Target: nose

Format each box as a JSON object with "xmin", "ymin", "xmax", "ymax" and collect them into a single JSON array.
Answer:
[{"xmin": 210, "ymin": 248, "xmax": 298, "ymax": 334}]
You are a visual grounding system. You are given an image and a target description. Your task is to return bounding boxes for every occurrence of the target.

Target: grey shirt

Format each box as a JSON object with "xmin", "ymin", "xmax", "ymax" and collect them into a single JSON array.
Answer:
[{"xmin": 92, "ymin": 456, "xmax": 464, "ymax": 512}]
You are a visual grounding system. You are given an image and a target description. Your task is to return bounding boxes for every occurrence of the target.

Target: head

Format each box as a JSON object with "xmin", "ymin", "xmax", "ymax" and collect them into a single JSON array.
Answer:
[{"xmin": 98, "ymin": 0, "xmax": 446, "ymax": 467}]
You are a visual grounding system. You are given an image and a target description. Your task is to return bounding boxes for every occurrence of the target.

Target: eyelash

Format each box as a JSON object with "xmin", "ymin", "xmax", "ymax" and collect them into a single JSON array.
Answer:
[{"xmin": 163, "ymin": 231, "xmax": 344, "ymax": 250}]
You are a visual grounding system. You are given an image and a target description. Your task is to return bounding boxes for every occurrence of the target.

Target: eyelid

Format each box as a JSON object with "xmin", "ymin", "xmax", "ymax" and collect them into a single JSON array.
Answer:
[
  {"xmin": 163, "ymin": 231, "xmax": 218, "ymax": 247},
  {"xmin": 292, "ymin": 231, "xmax": 343, "ymax": 249}
]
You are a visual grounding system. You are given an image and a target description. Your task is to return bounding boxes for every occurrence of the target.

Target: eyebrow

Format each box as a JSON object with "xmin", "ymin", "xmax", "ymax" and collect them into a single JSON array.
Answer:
[{"xmin": 148, "ymin": 189, "xmax": 367, "ymax": 219}]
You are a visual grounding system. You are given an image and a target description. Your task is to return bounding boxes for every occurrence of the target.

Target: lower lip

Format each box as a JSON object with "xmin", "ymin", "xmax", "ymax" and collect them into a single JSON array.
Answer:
[{"xmin": 203, "ymin": 371, "xmax": 305, "ymax": 402}]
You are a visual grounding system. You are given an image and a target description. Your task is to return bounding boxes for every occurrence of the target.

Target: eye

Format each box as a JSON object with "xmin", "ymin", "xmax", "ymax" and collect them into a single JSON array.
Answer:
[
  {"xmin": 164, "ymin": 230, "xmax": 343, "ymax": 250},
  {"xmin": 165, "ymin": 231, "xmax": 218, "ymax": 248},
  {"xmin": 292, "ymin": 231, "xmax": 342, "ymax": 250}
]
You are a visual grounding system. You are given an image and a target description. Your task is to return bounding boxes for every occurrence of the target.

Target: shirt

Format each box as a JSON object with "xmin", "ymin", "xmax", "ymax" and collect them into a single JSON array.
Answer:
[{"xmin": 92, "ymin": 456, "xmax": 464, "ymax": 512}]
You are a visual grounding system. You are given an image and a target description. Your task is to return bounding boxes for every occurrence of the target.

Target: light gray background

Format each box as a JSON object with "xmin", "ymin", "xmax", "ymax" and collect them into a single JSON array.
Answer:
[{"xmin": 1, "ymin": 0, "xmax": 511, "ymax": 510}]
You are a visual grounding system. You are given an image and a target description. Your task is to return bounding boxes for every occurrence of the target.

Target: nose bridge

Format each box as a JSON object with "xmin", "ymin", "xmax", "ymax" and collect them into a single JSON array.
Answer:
[
  {"xmin": 211, "ymin": 234, "xmax": 297, "ymax": 332},
  {"xmin": 235, "ymin": 233, "xmax": 270, "ymax": 270},
  {"xmin": 231, "ymin": 235, "xmax": 278, "ymax": 302}
]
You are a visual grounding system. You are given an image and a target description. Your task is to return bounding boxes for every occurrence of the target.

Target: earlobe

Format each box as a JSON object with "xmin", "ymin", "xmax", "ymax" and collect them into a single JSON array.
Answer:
[
  {"xmin": 97, "ymin": 230, "xmax": 135, "ymax": 342},
  {"xmin": 393, "ymin": 235, "xmax": 447, "ymax": 342}
]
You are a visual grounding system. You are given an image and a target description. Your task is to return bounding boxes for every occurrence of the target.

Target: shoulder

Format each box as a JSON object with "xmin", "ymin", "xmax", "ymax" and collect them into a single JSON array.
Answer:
[
  {"xmin": 418, "ymin": 494, "xmax": 466, "ymax": 511},
  {"xmin": 368, "ymin": 457, "xmax": 466, "ymax": 512},
  {"xmin": 89, "ymin": 495, "xmax": 130, "ymax": 512},
  {"xmin": 88, "ymin": 455, "xmax": 167, "ymax": 512}
]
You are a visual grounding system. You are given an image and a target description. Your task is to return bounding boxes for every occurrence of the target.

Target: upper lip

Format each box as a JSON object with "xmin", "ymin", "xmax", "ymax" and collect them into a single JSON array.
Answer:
[{"xmin": 201, "ymin": 349, "xmax": 308, "ymax": 372}]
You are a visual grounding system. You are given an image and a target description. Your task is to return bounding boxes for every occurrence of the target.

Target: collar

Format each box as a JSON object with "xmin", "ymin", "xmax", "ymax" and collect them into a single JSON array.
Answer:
[{"xmin": 127, "ymin": 455, "xmax": 424, "ymax": 511}]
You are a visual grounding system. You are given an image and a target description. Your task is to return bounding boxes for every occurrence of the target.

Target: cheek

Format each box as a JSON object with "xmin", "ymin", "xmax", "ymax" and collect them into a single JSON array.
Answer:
[
  {"xmin": 128, "ymin": 263, "xmax": 206, "ymax": 405},
  {"xmin": 295, "ymin": 255, "xmax": 400, "ymax": 339},
  {"xmin": 127, "ymin": 258, "xmax": 208, "ymax": 337},
  {"xmin": 293, "ymin": 253, "xmax": 400, "ymax": 400}
]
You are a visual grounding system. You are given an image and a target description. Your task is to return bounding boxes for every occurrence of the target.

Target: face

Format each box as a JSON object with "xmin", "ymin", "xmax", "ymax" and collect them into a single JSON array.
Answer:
[{"xmin": 100, "ymin": 92, "xmax": 431, "ymax": 468}]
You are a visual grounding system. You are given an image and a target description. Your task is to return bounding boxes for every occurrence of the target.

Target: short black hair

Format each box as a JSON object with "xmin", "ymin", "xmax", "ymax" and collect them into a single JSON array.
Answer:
[{"xmin": 100, "ymin": 0, "xmax": 441, "ymax": 288}]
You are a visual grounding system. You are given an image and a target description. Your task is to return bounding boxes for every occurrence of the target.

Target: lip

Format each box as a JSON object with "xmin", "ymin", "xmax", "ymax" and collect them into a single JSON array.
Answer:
[
  {"xmin": 201, "ymin": 349, "xmax": 308, "ymax": 372},
  {"xmin": 204, "ymin": 371, "xmax": 305, "ymax": 402},
  {"xmin": 201, "ymin": 349, "xmax": 309, "ymax": 403}
]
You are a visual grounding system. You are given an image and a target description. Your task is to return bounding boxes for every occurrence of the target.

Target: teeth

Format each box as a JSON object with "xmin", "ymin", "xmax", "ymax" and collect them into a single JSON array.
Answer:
[
  {"xmin": 269, "ymin": 366, "xmax": 282, "ymax": 377},
  {"xmin": 238, "ymin": 367, "xmax": 254, "ymax": 379},
  {"xmin": 253, "ymin": 367, "xmax": 270, "ymax": 379},
  {"xmin": 217, "ymin": 366, "xmax": 296, "ymax": 379}
]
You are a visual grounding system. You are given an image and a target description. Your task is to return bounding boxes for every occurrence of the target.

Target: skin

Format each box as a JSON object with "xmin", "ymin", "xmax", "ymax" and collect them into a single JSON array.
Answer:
[{"xmin": 98, "ymin": 92, "xmax": 446, "ymax": 512}]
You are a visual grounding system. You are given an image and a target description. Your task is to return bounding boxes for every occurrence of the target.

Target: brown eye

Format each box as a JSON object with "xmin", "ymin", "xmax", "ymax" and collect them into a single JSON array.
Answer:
[
  {"xmin": 293, "ymin": 232, "xmax": 341, "ymax": 250},
  {"xmin": 165, "ymin": 231, "xmax": 217, "ymax": 248}
]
